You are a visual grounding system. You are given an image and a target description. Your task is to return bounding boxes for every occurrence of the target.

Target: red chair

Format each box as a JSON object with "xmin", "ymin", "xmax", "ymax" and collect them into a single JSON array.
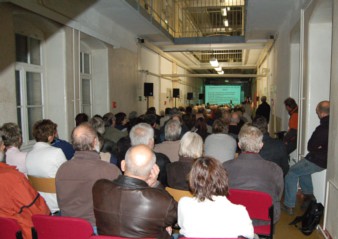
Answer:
[
  {"xmin": 0, "ymin": 217, "xmax": 23, "ymax": 239},
  {"xmin": 180, "ymin": 238, "xmax": 239, "ymax": 239},
  {"xmin": 227, "ymin": 189, "xmax": 274, "ymax": 239},
  {"xmin": 90, "ymin": 236, "xmax": 155, "ymax": 239},
  {"xmin": 32, "ymin": 214, "xmax": 94, "ymax": 239}
]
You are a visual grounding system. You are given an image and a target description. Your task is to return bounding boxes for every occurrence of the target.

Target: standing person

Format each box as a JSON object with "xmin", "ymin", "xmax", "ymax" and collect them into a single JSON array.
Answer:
[
  {"xmin": 178, "ymin": 157, "xmax": 254, "ymax": 238},
  {"xmin": 282, "ymin": 101, "xmax": 330, "ymax": 215},
  {"xmin": 283, "ymin": 97, "xmax": 299, "ymax": 154},
  {"xmin": 25, "ymin": 119, "xmax": 67, "ymax": 214},
  {"xmin": 56, "ymin": 123, "xmax": 120, "ymax": 233},
  {"xmin": 93, "ymin": 145, "xmax": 177, "ymax": 238},
  {"xmin": 255, "ymin": 96, "xmax": 271, "ymax": 123},
  {"xmin": 0, "ymin": 122, "xmax": 27, "ymax": 174}
]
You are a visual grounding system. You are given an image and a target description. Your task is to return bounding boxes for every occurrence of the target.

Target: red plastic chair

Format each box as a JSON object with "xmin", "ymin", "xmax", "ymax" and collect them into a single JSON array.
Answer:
[
  {"xmin": 180, "ymin": 238, "xmax": 239, "ymax": 239},
  {"xmin": 227, "ymin": 189, "xmax": 274, "ymax": 239},
  {"xmin": 0, "ymin": 217, "xmax": 23, "ymax": 239},
  {"xmin": 90, "ymin": 236, "xmax": 155, "ymax": 239},
  {"xmin": 32, "ymin": 214, "xmax": 94, "ymax": 239}
]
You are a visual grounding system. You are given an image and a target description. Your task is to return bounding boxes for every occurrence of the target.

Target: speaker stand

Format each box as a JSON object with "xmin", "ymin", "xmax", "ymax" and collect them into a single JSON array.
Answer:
[{"xmin": 146, "ymin": 96, "xmax": 149, "ymax": 109}]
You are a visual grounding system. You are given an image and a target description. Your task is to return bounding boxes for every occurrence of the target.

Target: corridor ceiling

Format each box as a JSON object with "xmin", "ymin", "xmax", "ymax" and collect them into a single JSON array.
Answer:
[{"xmin": 7, "ymin": 0, "xmax": 304, "ymax": 78}]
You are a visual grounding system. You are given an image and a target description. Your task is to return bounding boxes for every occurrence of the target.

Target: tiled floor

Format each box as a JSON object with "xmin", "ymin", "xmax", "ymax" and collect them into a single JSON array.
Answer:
[{"xmin": 274, "ymin": 195, "xmax": 324, "ymax": 239}]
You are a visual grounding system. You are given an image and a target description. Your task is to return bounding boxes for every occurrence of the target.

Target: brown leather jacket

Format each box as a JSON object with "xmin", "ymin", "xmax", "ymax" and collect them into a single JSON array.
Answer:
[{"xmin": 93, "ymin": 175, "xmax": 177, "ymax": 239}]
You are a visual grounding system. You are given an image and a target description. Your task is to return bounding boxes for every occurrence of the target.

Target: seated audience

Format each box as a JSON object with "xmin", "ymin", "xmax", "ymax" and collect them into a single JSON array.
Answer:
[
  {"xmin": 178, "ymin": 157, "xmax": 254, "ymax": 238},
  {"xmin": 129, "ymin": 123, "xmax": 170, "ymax": 186},
  {"xmin": 0, "ymin": 122, "xmax": 27, "ymax": 174},
  {"xmin": 0, "ymin": 162, "xmax": 50, "ymax": 239},
  {"xmin": 51, "ymin": 123, "xmax": 75, "ymax": 160},
  {"xmin": 192, "ymin": 117, "xmax": 209, "ymax": 141},
  {"xmin": 75, "ymin": 113, "xmax": 89, "ymax": 126},
  {"xmin": 167, "ymin": 132, "xmax": 203, "ymax": 190},
  {"xmin": 252, "ymin": 116, "xmax": 290, "ymax": 176},
  {"xmin": 93, "ymin": 145, "xmax": 177, "ymax": 239},
  {"xmin": 228, "ymin": 112, "xmax": 243, "ymax": 136},
  {"xmin": 154, "ymin": 119, "xmax": 182, "ymax": 162},
  {"xmin": 223, "ymin": 125, "xmax": 283, "ymax": 224},
  {"xmin": 56, "ymin": 123, "xmax": 120, "ymax": 233},
  {"xmin": 204, "ymin": 119, "xmax": 237, "ymax": 163},
  {"xmin": 115, "ymin": 112, "xmax": 129, "ymax": 131},
  {"xmin": 26, "ymin": 119, "xmax": 67, "ymax": 213},
  {"xmin": 103, "ymin": 112, "xmax": 128, "ymax": 144}
]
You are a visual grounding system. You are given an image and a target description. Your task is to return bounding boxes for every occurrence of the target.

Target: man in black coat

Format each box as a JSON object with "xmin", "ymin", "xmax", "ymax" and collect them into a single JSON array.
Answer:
[
  {"xmin": 256, "ymin": 96, "xmax": 271, "ymax": 123},
  {"xmin": 283, "ymin": 101, "xmax": 330, "ymax": 215}
]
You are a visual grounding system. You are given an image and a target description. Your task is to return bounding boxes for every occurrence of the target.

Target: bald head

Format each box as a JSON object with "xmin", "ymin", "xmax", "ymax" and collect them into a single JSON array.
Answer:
[
  {"xmin": 71, "ymin": 123, "xmax": 98, "ymax": 151},
  {"xmin": 316, "ymin": 101, "xmax": 330, "ymax": 118},
  {"xmin": 123, "ymin": 144, "xmax": 156, "ymax": 179}
]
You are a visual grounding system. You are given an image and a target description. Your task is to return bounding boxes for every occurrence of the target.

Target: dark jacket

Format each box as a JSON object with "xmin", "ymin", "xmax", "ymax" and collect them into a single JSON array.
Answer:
[
  {"xmin": 306, "ymin": 116, "xmax": 329, "ymax": 168},
  {"xmin": 93, "ymin": 175, "xmax": 177, "ymax": 239},
  {"xmin": 256, "ymin": 102, "xmax": 271, "ymax": 123},
  {"xmin": 223, "ymin": 153, "xmax": 283, "ymax": 224},
  {"xmin": 155, "ymin": 152, "xmax": 171, "ymax": 186},
  {"xmin": 166, "ymin": 156, "xmax": 194, "ymax": 190},
  {"xmin": 260, "ymin": 133, "xmax": 290, "ymax": 176}
]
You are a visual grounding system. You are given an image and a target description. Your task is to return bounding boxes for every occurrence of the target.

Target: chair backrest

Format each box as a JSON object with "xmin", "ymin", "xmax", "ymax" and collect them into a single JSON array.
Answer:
[
  {"xmin": 32, "ymin": 214, "xmax": 93, "ymax": 239},
  {"xmin": 0, "ymin": 217, "xmax": 23, "ymax": 239},
  {"xmin": 180, "ymin": 238, "xmax": 239, "ymax": 239},
  {"xmin": 165, "ymin": 187, "xmax": 193, "ymax": 202},
  {"xmin": 28, "ymin": 175, "xmax": 56, "ymax": 193},
  {"xmin": 227, "ymin": 189, "xmax": 274, "ymax": 238},
  {"xmin": 89, "ymin": 236, "xmax": 155, "ymax": 239}
]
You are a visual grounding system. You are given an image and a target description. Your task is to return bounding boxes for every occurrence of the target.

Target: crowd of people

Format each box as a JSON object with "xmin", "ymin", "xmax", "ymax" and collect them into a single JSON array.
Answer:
[{"xmin": 0, "ymin": 97, "xmax": 330, "ymax": 239}]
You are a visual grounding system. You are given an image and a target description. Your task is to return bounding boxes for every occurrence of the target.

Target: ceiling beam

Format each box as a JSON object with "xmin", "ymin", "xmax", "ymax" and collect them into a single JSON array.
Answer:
[
  {"xmin": 160, "ymin": 42, "xmax": 267, "ymax": 52},
  {"xmin": 161, "ymin": 74, "xmax": 265, "ymax": 78}
]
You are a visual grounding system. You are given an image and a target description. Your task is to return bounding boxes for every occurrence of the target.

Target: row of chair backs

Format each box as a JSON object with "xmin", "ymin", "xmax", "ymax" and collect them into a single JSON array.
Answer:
[
  {"xmin": 32, "ymin": 214, "xmax": 93, "ymax": 239},
  {"xmin": 227, "ymin": 189, "xmax": 274, "ymax": 239},
  {"xmin": 0, "ymin": 217, "xmax": 23, "ymax": 239},
  {"xmin": 28, "ymin": 175, "xmax": 56, "ymax": 193}
]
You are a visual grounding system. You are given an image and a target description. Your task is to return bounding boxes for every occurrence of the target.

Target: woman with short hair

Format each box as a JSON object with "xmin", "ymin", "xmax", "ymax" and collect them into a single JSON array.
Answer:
[{"xmin": 178, "ymin": 157, "xmax": 254, "ymax": 238}]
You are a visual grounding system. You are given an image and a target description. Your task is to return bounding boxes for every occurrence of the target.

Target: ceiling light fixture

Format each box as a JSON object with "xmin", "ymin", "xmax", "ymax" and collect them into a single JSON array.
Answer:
[
  {"xmin": 223, "ymin": 19, "xmax": 229, "ymax": 27},
  {"xmin": 217, "ymin": 70, "xmax": 224, "ymax": 75},
  {"xmin": 209, "ymin": 57, "xmax": 219, "ymax": 67},
  {"xmin": 221, "ymin": 8, "xmax": 227, "ymax": 16},
  {"xmin": 215, "ymin": 66, "xmax": 222, "ymax": 72}
]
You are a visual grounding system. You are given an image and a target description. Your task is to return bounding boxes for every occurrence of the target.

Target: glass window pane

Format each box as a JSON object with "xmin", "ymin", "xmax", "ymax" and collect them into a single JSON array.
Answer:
[
  {"xmin": 83, "ymin": 53, "xmax": 90, "ymax": 74},
  {"xmin": 15, "ymin": 70, "xmax": 21, "ymax": 106},
  {"xmin": 17, "ymin": 107, "xmax": 22, "ymax": 132},
  {"xmin": 82, "ymin": 79, "xmax": 91, "ymax": 104},
  {"xmin": 27, "ymin": 107, "xmax": 42, "ymax": 140},
  {"xmin": 15, "ymin": 34, "xmax": 28, "ymax": 63},
  {"xmin": 26, "ymin": 72, "xmax": 42, "ymax": 105},
  {"xmin": 29, "ymin": 38, "xmax": 41, "ymax": 65}
]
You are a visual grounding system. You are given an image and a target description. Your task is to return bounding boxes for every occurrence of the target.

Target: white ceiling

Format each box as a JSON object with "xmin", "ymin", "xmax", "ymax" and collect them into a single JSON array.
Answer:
[
  {"xmin": 91, "ymin": 0, "xmax": 306, "ymax": 73},
  {"xmin": 9, "ymin": 0, "xmax": 307, "ymax": 75}
]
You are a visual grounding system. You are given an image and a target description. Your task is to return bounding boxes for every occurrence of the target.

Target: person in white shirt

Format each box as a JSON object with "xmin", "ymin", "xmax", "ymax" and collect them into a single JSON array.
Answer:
[
  {"xmin": 26, "ymin": 119, "xmax": 67, "ymax": 214},
  {"xmin": 178, "ymin": 157, "xmax": 254, "ymax": 239},
  {"xmin": 0, "ymin": 122, "xmax": 27, "ymax": 174}
]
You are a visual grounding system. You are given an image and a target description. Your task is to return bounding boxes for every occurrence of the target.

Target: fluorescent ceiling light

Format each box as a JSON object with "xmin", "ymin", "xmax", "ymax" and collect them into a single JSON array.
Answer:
[
  {"xmin": 217, "ymin": 71, "xmax": 224, "ymax": 75},
  {"xmin": 215, "ymin": 66, "xmax": 222, "ymax": 72},
  {"xmin": 221, "ymin": 8, "xmax": 227, "ymax": 16},
  {"xmin": 224, "ymin": 19, "xmax": 229, "ymax": 27},
  {"xmin": 209, "ymin": 58, "xmax": 219, "ymax": 67}
]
